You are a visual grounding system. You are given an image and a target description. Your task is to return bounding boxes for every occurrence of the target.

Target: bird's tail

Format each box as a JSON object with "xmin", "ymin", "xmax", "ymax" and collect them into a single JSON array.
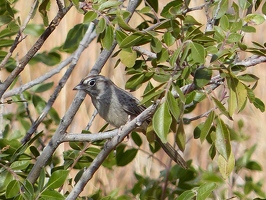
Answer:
[{"xmin": 156, "ymin": 136, "xmax": 188, "ymax": 169}]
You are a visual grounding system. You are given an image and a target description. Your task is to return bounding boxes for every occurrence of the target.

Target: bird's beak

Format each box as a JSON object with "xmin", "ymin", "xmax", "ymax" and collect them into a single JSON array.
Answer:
[{"xmin": 73, "ymin": 83, "xmax": 85, "ymax": 91}]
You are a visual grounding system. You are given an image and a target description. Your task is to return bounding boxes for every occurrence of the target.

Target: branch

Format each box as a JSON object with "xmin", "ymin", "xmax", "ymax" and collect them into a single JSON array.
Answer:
[
  {"xmin": 0, "ymin": 0, "xmax": 38, "ymax": 69},
  {"xmin": 66, "ymin": 102, "xmax": 159, "ymax": 199},
  {"xmin": 21, "ymin": 22, "xmax": 96, "ymax": 144},
  {"xmin": 26, "ymin": 0, "xmax": 141, "ymax": 186},
  {"xmin": 0, "ymin": 3, "xmax": 73, "ymax": 98},
  {"xmin": 3, "ymin": 56, "xmax": 72, "ymax": 99},
  {"xmin": 62, "ymin": 130, "xmax": 118, "ymax": 142}
]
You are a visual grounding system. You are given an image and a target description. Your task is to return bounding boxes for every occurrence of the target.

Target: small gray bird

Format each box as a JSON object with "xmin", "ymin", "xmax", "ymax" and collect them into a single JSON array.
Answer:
[{"xmin": 74, "ymin": 75, "xmax": 187, "ymax": 169}]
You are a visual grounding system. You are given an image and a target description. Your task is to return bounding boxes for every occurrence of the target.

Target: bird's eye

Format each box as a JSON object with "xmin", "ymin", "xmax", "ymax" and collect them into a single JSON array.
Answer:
[{"xmin": 88, "ymin": 79, "xmax": 95, "ymax": 86}]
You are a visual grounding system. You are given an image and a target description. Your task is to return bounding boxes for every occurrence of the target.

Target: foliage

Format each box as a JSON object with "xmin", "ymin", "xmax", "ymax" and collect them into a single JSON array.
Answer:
[{"xmin": 0, "ymin": 0, "xmax": 266, "ymax": 199}]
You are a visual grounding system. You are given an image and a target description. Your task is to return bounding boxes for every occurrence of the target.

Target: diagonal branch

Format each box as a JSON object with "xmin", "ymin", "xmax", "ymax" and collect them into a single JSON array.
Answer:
[
  {"xmin": 26, "ymin": 0, "xmax": 141, "ymax": 186},
  {"xmin": 21, "ymin": 22, "xmax": 96, "ymax": 144},
  {"xmin": 0, "ymin": 3, "xmax": 73, "ymax": 98},
  {"xmin": 65, "ymin": 102, "xmax": 159, "ymax": 199}
]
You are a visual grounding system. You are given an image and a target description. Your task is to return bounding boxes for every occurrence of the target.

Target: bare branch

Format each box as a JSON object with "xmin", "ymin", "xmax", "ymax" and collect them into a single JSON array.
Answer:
[
  {"xmin": 66, "ymin": 102, "xmax": 159, "ymax": 199},
  {"xmin": 0, "ymin": 3, "xmax": 73, "ymax": 98},
  {"xmin": 62, "ymin": 130, "xmax": 118, "ymax": 142},
  {"xmin": 235, "ymin": 55, "xmax": 266, "ymax": 67},
  {"xmin": 26, "ymin": 0, "xmax": 141, "ymax": 185},
  {"xmin": 21, "ymin": 22, "xmax": 96, "ymax": 144},
  {"xmin": 3, "ymin": 57, "xmax": 72, "ymax": 99}
]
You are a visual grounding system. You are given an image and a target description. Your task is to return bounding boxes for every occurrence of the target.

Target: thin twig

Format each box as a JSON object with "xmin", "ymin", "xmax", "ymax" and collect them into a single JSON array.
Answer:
[{"xmin": 0, "ymin": 0, "xmax": 38, "ymax": 69}]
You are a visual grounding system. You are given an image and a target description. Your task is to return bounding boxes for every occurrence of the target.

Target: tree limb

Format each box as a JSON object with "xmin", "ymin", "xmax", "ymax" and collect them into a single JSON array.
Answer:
[{"xmin": 0, "ymin": 3, "xmax": 73, "ymax": 98}]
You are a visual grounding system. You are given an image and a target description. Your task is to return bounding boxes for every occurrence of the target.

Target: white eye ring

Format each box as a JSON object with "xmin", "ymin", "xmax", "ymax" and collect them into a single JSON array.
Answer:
[{"xmin": 84, "ymin": 79, "xmax": 96, "ymax": 86}]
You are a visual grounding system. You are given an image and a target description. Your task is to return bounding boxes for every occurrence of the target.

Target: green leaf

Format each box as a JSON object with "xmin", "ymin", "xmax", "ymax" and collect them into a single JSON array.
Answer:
[
  {"xmin": 176, "ymin": 120, "xmax": 186, "ymax": 151},
  {"xmin": 6, "ymin": 180, "xmax": 20, "ymax": 198},
  {"xmin": 194, "ymin": 67, "xmax": 212, "ymax": 88},
  {"xmin": 31, "ymin": 82, "xmax": 54, "ymax": 93},
  {"xmin": 38, "ymin": 168, "xmax": 46, "ymax": 192},
  {"xmin": 163, "ymin": 32, "xmax": 175, "ymax": 46},
  {"xmin": 166, "ymin": 92, "xmax": 181, "ymax": 121},
  {"xmin": 119, "ymin": 48, "xmax": 137, "ymax": 68},
  {"xmin": 45, "ymin": 170, "xmax": 69, "ymax": 189},
  {"xmin": 218, "ymin": 153, "xmax": 235, "ymax": 179},
  {"xmin": 150, "ymin": 37, "xmax": 162, "ymax": 53},
  {"xmin": 227, "ymin": 33, "xmax": 242, "ymax": 43},
  {"xmin": 0, "ymin": 15, "xmax": 12, "ymax": 26},
  {"xmin": 10, "ymin": 160, "xmax": 31, "ymax": 170},
  {"xmin": 39, "ymin": 0, "xmax": 50, "ymax": 26},
  {"xmin": 177, "ymin": 190, "xmax": 196, "ymax": 200},
  {"xmin": 246, "ymin": 161, "xmax": 262, "ymax": 171},
  {"xmin": 115, "ymin": 30, "xmax": 127, "ymax": 45},
  {"xmin": 227, "ymin": 78, "xmax": 237, "ymax": 116},
  {"xmin": 120, "ymin": 33, "xmax": 144, "ymax": 48},
  {"xmin": 262, "ymin": 1, "xmax": 266, "ymax": 15},
  {"xmin": 96, "ymin": 18, "xmax": 106, "ymax": 34},
  {"xmin": 215, "ymin": 117, "xmax": 231, "ymax": 160},
  {"xmin": 125, "ymin": 73, "xmax": 145, "ymax": 90},
  {"xmin": 200, "ymin": 111, "xmax": 215, "ymax": 143},
  {"xmin": 30, "ymin": 51, "xmax": 61, "ymax": 66},
  {"xmin": 41, "ymin": 190, "xmax": 65, "ymax": 200},
  {"xmin": 116, "ymin": 147, "xmax": 138, "ymax": 166},
  {"xmin": 83, "ymin": 11, "xmax": 98, "ymax": 24},
  {"xmin": 98, "ymin": 1, "xmax": 121, "ymax": 11},
  {"xmin": 102, "ymin": 25, "xmax": 114, "ymax": 50},
  {"xmin": 145, "ymin": 0, "xmax": 158, "ymax": 12},
  {"xmin": 244, "ymin": 14, "xmax": 265, "ymax": 25},
  {"xmin": 116, "ymin": 15, "xmax": 136, "ymax": 32},
  {"xmin": 253, "ymin": 97, "xmax": 265, "ymax": 112},
  {"xmin": 131, "ymin": 132, "xmax": 142, "ymax": 147},
  {"xmin": 61, "ymin": 23, "xmax": 89, "ymax": 53},
  {"xmin": 216, "ymin": 0, "xmax": 229, "ymax": 18},
  {"xmin": 220, "ymin": 15, "xmax": 229, "ymax": 30},
  {"xmin": 189, "ymin": 42, "xmax": 205, "ymax": 64},
  {"xmin": 237, "ymin": 74, "xmax": 259, "ymax": 82},
  {"xmin": 153, "ymin": 101, "xmax": 172, "ymax": 143},
  {"xmin": 49, "ymin": 107, "xmax": 60, "ymax": 125},
  {"xmin": 197, "ymin": 183, "xmax": 217, "ymax": 200}
]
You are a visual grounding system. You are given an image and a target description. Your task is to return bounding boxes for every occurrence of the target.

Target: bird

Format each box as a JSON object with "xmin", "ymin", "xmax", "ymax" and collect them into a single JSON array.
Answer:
[{"xmin": 73, "ymin": 74, "xmax": 187, "ymax": 169}]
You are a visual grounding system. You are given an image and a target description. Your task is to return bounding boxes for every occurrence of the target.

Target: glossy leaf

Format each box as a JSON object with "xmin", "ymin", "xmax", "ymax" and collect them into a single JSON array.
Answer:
[
  {"xmin": 120, "ymin": 33, "xmax": 144, "ymax": 48},
  {"xmin": 115, "ymin": 30, "xmax": 127, "ymax": 45},
  {"xmin": 194, "ymin": 67, "xmax": 212, "ymax": 88},
  {"xmin": 146, "ymin": 0, "xmax": 158, "ymax": 12},
  {"xmin": 41, "ymin": 190, "xmax": 64, "ymax": 200},
  {"xmin": 83, "ymin": 11, "xmax": 97, "ymax": 24},
  {"xmin": 10, "ymin": 160, "xmax": 31, "ymax": 170},
  {"xmin": 131, "ymin": 132, "xmax": 142, "ymax": 147},
  {"xmin": 166, "ymin": 92, "xmax": 181, "ymax": 121},
  {"xmin": 200, "ymin": 111, "xmax": 215, "ymax": 143},
  {"xmin": 6, "ymin": 180, "xmax": 20, "ymax": 198},
  {"xmin": 116, "ymin": 147, "xmax": 138, "ymax": 166},
  {"xmin": 197, "ymin": 183, "xmax": 217, "ymax": 200},
  {"xmin": 153, "ymin": 101, "xmax": 172, "ymax": 143},
  {"xmin": 46, "ymin": 170, "xmax": 69, "ymax": 189},
  {"xmin": 253, "ymin": 97, "xmax": 265, "ymax": 112},
  {"xmin": 177, "ymin": 190, "xmax": 195, "ymax": 200}
]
